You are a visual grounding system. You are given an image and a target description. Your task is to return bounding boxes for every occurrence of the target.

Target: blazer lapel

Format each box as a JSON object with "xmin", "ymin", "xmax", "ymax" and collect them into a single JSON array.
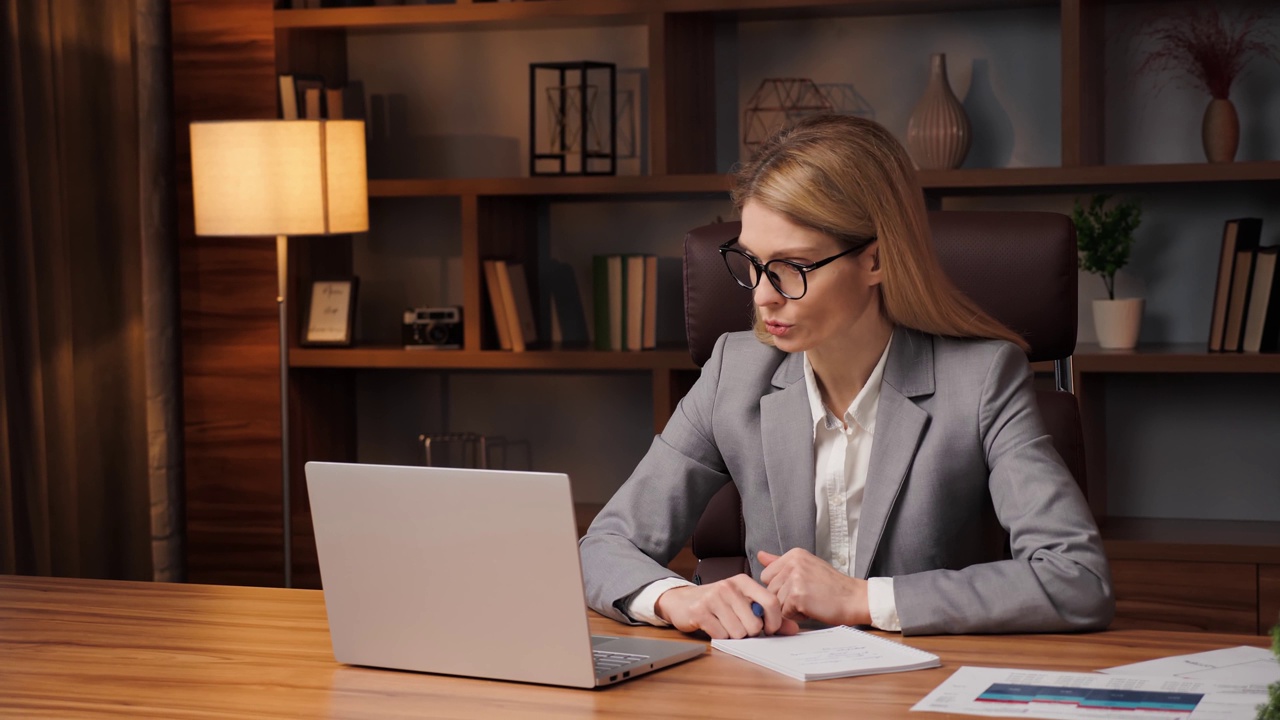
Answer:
[
  {"xmin": 855, "ymin": 328, "xmax": 934, "ymax": 578},
  {"xmin": 759, "ymin": 352, "xmax": 817, "ymax": 555}
]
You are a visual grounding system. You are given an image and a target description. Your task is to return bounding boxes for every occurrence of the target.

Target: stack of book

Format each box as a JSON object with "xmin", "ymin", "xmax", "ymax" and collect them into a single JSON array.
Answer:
[
  {"xmin": 593, "ymin": 254, "xmax": 659, "ymax": 351},
  {"xmin": 278, "ymin": 74, "xmax": 365, "ymax": 121},
  {"xmin": 483, "ymin": 260, "xmax": 537, "ymax": 352},
  {"xmin": 1208, "ymin": 218, "xmax": 1280, "ymax": 353}
]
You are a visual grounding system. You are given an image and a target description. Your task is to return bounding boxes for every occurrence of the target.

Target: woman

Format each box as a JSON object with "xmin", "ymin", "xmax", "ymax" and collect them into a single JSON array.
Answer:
[{"xmin": 579, "ymin": 114, "xmax": 1113, "ymax": 638}]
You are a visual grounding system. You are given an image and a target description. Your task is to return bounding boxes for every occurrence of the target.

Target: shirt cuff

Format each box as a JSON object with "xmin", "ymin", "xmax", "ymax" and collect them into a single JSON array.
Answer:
[
  {"xmin": 626, "ymin": 577, "xmax": 698, "ymax": 626},
  {"xmin": 867, "ymin": 576, "xmax": 901, "ymax": 632}
]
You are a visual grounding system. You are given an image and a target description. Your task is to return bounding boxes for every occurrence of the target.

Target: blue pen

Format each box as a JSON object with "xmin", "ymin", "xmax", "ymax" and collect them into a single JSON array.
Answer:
[{"xmin": 751, "ymin": 601, "xmax": 765, "ymax": 637}]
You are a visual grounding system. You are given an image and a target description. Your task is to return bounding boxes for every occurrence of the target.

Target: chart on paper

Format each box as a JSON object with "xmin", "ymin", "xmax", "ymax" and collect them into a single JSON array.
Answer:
[{"xmin": 911, "ymin": 666, "xmax": 1267, "ymax": 720}]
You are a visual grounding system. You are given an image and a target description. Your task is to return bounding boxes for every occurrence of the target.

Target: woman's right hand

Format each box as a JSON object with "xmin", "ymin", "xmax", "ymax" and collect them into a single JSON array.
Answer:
[{"xmin": 654, "ymin": 574, "xmax": 800, "ymax": 639}]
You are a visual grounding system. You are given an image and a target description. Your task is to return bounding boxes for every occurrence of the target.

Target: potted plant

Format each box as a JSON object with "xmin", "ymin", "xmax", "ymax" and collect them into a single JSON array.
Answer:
[
  {"xmin": 1132, "ymin": 5, "xmax": 1280, "ymax": 163},
  {"xmin": 1073, "ymin": 194, "xmax": 1144, "ymax": 350},
  {"xmin": 1261, "ymin": 624, "xmax": 1280, "ymax": 719}
]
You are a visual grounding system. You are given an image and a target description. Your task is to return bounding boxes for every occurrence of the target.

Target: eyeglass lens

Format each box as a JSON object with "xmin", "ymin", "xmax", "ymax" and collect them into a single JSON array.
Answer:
[{"xmin": 723, "ymin": 250, "xmax": 806, "ymax": 299}]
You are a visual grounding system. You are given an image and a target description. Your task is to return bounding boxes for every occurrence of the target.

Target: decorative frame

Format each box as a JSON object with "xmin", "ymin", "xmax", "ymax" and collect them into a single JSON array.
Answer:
[
  {"xmin": 529, "ymin": 60, "xmax": 617, "ymax": 176},
  {"xmin": 303, "ymin": 278, "xmax": 358, "ymax": 346}
]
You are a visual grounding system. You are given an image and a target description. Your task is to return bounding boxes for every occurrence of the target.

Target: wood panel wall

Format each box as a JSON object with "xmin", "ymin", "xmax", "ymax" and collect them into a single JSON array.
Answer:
[{"xmin": 171, "ymin": 0, "xmax": 284, "ymax": 587}]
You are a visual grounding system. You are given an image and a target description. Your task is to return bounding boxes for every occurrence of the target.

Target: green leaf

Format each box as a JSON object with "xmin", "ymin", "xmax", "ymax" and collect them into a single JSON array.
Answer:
[{"xmin": 1072, "ymin": 194, "xmax": 1143, "ymax": 301}]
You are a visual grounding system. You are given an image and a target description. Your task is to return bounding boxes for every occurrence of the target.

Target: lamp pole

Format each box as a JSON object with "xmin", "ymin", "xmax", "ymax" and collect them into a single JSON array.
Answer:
[{"xmin": 277, "ymin": 234, "xmax": 292, "ymax": 589}]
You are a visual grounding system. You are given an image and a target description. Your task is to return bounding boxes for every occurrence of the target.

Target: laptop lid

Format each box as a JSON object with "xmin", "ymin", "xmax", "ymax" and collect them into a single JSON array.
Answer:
[{"xmin": 306, "ymin": 462, "xmax": 599, "ymax": 688}]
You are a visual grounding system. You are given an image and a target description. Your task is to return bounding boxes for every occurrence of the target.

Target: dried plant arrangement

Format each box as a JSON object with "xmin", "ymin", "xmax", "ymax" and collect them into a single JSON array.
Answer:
[{"xmin": 1132, "ymin": 3, "xmax": 1280, "ymax": 99}]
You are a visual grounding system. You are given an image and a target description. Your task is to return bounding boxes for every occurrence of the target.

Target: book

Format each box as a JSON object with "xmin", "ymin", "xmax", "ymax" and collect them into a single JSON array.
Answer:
[
  {"xmin": 278, "ymin": 75, "xmax": 298, "ymax": 119},
  {"xmin": 1208, "ymin": 218, "xmax": 1263, "ymax": 351},
  {"xmin": 293, "ymin": 75, "xmax": 327, "ymax": 119},
  {"xmin": 592, "ymin": 256, "xmax": 611, "ymax": 351},
  {"xmin": 624, "ymin": 255, "xmax": 646, "ymax": 351},
  {"xmin": 494, "ymin": 260, "xmax": 525, "ymax": 352},
  {"xmin": 325, "ymin": 87, "xmax": 345, "ymax": 118},
  {"xmin": 1222, "ymin": 247, "xmax": 1258, "ymax": 352},
  {"xmin": 1243, "ymin": 247, "xmax": 1280, "ymax": 353},
  {"xmin": 505, "ymin": 263, "xmax": 539, "ymax": 346},
  {"xmin": 711, "ymin": 625, "xmax": 940, "ymax": 682},
  {"xmin": 605, "ymin": 255, "xmax": 623, "ymax": 350},
  {"xmin": 642, "ymin": 255, "xmax": 658, "ymax": 350},
  {"xmin": 483, "ymin": 260, "xmax": 513, "ymax": 351},
  {"xmin": 544, "ymin": 259, "xmax": 589, "ymax": 348},
  {"xmin": 302, "ymin": 87, "xmax": 323, "ymax": 119}
]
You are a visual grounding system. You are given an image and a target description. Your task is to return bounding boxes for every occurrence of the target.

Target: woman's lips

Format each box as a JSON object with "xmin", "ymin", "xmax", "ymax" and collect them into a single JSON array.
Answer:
[{"xmin": 765, "ymin": 321, "xmax": 792, "ymax": 337}]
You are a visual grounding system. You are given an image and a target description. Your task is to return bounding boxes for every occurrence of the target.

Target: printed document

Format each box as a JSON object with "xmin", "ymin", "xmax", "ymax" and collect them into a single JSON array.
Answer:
[
  {"xmin": 911, "ymin": 666, "xmax": 1267, "ymax": 720},
  {"xmin": 1101, "ymin": 646, "xmax": 1279, "ymax": 692}
]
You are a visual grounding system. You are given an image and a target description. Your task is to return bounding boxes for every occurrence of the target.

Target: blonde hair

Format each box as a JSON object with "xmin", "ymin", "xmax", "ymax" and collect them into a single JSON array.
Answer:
[{"xmin": 731, "ymin": 114, "xmax": 1028, "ymax": 352}]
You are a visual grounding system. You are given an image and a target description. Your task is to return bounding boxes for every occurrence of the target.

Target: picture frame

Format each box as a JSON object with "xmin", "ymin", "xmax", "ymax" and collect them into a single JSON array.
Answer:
[{"xmin": 303, "ymin": 278, "xmax": 358, "ymax": 346}]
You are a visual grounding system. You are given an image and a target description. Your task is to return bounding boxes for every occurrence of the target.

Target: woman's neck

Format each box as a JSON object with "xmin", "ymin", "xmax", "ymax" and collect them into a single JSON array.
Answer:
[{"xmin": 807, "ymin": 313, "xmax": 895, "ymax": 417}]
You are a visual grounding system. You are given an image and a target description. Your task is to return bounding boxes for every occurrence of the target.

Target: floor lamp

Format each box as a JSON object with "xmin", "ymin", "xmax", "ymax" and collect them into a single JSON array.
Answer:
[{"xmin": 189, "ymin": 120, "xmax": 368, "ymax": 588}]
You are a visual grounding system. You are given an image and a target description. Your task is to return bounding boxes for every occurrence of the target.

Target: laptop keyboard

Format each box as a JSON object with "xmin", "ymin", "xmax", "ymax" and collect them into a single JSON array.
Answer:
[{"xmin": 593, "ymin": 650, "xmax": 649, "ymax": 674}]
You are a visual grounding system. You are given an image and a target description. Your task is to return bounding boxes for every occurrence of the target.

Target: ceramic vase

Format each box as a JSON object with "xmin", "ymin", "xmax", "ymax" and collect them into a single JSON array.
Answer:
[
  {"xmin": 906, "ymin": 53, "xmax": 971, "ymax": 170},
  {"xmin": 1093, "ymin": 298, "xmax": 1144, "ymax": 350},
  {"xmin": 1202, "ymin": 98, "xmax": 1239, "ymax": 163}
]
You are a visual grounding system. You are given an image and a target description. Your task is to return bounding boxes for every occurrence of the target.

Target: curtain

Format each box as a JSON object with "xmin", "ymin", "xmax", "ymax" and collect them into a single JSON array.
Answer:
[{"xmin": 0, "ymin": 0, "xmax": 183, "ymax": 581}]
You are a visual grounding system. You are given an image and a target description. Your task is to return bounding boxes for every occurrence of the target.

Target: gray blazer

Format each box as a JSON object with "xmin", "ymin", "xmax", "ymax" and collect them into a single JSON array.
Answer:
[{"xmin": 580, "ymin": 327, "xmax": 1114, "ymax": 635}]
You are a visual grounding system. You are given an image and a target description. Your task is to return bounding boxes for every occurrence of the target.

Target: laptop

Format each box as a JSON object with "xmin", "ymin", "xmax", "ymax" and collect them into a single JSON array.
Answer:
[{"xmin": 305, "ymin": 461, "xmax": 705, "ymax": 688}]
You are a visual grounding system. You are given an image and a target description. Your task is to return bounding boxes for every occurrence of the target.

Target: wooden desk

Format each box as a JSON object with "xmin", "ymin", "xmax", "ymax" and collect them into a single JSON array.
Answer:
[{"xmin": 0, "ymin": 576, "xmax": 1269, "ymax": 719}]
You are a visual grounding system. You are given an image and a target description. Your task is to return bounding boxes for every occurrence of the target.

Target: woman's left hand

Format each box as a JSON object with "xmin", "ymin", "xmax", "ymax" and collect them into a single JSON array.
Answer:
[{"xmin": 758, "ymin": 549, "xmax": 872, "ymax": 627}]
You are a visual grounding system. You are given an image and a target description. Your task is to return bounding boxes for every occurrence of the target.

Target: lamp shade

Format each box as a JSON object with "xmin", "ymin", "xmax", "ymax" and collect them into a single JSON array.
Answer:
[{"xmin": 189, "ymin": 120, "xmax": 368, "ymax": 236}]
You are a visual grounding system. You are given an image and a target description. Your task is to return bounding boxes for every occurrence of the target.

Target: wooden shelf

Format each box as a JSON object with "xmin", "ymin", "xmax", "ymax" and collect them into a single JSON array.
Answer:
[
  {"xmin": 276, "ymin": 0, "xmax": 1054, "ymax": 32},
  {"xmin": 918, "ymin": 161, "xmax": 1280, "ymax": 192},
  {"xmin": 367, "ymin": 163, "xmax": 1280, "ymax": 200},
  {"xmin": 288, "ymin": 343, "xmax": 1280, "ymax": 374},
  {"xmin": 1102, "ymin": 517, "xmax": 1280, "ymax": 565},
  {"xmin": 1072, "ymin": 344, "xmax": 1280, "ymax": 374},
  {"xmin": 289, "ymin": 346, "xmax": 699, "ymax": 371},
  {"xmin": 369, "ymin": 174, "xmax": 729, "ymax": 198}
]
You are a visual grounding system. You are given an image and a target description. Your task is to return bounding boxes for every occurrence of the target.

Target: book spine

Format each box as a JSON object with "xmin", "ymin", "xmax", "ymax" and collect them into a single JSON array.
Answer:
[
  {"xmin": 1224, "ymin": 248, "xmax": 1258, "ymax": 352},
  {"xmin": 608, "ymin": 256, "xmax": 623, "ymax": 351},
  {"xmin": 494, "ymin": 261, "xmax": 525, "ymax": 353},
  {"xmin": 592, "ymin": 256, "xmax": 611, "ymax": 351},
  {"xmin": 625, "ymin": 255, "xmax": 645, "ymax": 351},
  {"xmin": 643, "ymin": 255, "xmax": 658, "ymax": 350},
  {"xmin": 484, "ymin": 260, "xmax": 513, "ymax": 351},
  {"xmin": 1261, "ymin": 255, "xmax": 1280, "ymax": 353},
  {"xmin": 278, "ymin": 75, "xmax": 298, "ymax": 120}
]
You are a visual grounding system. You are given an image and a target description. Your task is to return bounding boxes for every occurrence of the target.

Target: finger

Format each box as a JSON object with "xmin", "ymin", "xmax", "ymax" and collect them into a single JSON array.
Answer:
[
  {"xmin": 729, "ymin": 577, "xmax": 784, "ymax": 636},
  {"xmin": 759, "ymin": 551, "xmax": 787, "ymax": 583},
  {"xmin": 710, "ymin": 595, "xmax": 752, "ymax": 639},
  {"xmin": 777, "ymin": 617, "xmax": 801, "ymax": 635},
  {"xmin": 698, "ymin": 615, "xmax": 729, "ymax": 640},
  {"xmin": 762, "ymin": 561, "xmax": 791, "ymax": 592}
]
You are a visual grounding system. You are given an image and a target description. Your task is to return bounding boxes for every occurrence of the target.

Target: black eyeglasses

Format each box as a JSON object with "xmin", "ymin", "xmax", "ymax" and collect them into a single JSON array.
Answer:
[{"xmin": 718, "ymin": 236, "xmax": 871, "ymax": 300}]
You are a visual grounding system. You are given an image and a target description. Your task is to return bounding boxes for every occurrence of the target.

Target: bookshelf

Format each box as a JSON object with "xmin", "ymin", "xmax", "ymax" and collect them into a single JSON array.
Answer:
[{"xmin": 172, "ymin": 0, "xmax": 1280, "ymax": 633}]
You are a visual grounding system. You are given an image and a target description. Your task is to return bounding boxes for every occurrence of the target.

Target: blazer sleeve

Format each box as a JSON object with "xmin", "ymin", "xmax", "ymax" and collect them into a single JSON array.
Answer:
[
  {"xmin": 579, "ymin": 334, "xmax": 734, "ymax": 624},
  {"xmin": 893, "ymin": 342, "xmax": 1115, "ymax": 635}
]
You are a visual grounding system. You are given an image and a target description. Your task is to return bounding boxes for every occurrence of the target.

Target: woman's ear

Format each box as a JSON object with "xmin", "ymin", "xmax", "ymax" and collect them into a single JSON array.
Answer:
[{"xmin": 861, "ymin": 241, "xmax": 883, "ymax": 284}]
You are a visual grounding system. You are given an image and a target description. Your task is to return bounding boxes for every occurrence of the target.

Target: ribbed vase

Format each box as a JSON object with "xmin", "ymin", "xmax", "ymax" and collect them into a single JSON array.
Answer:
[
  {"xmin": 1202, "ymin": 98, "xmax": 1239, "ymax": 163},
  {"xmin": 906, "ymin": 53, "xmax": 971, "ymax": 170}
]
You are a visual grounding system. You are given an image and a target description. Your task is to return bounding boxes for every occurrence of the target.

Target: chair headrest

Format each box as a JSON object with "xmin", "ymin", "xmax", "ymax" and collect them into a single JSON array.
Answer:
[{"xmin": 683, "ymin": 211, "xmax": 1078, "ymax": 366}]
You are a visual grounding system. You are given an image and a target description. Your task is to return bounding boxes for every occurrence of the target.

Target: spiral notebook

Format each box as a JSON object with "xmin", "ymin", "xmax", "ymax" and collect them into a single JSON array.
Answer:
[{"xmin": 711, "ymin": 626, "xmax": 940, "ymax": 682}]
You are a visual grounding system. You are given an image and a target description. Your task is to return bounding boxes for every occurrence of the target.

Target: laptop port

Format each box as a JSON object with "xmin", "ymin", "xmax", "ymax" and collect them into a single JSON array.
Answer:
[
  {"xmin": 610, "ymin": 675, "xmax": 617, "ymax": 682},
  {"xmin": 623, "ymin": 671, "xmax": 630, "ymax": 678}
]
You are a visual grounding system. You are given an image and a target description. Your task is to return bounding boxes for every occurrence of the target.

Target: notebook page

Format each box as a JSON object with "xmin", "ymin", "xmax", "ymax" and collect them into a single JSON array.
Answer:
[{"xmin": 712, "ymin": 626, "xmax": 939, "ymax": 681}]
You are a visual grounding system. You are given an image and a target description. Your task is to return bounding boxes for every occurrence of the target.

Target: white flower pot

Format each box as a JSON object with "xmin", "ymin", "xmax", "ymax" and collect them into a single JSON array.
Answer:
[{"xmin": 1092, "ymin": 298, "xmax": 1143, "ymax": 350}]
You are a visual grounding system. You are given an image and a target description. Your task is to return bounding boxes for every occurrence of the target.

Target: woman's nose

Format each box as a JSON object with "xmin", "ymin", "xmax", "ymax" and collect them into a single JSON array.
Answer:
[{"xmin": 754, "ymin": 276, "xmax": 784, "ymax": 307}]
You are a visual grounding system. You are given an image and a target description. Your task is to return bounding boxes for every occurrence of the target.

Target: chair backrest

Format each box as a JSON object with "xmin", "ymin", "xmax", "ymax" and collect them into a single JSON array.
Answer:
[{"xmin": 682, "ymin": 211, "xmax": 1083, "ymax": 584}]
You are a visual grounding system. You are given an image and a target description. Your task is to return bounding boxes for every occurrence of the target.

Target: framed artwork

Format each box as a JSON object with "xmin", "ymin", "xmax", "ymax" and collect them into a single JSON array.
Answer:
[{"xmin": 303, "ymin": 278, "xmax": 358, "ymax": 346}]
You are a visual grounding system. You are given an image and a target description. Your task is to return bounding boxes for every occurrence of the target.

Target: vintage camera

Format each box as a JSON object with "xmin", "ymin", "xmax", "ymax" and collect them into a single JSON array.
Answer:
[{"xmin": 402, "ymin": 306, "xmax": 463, "ymax": 349}]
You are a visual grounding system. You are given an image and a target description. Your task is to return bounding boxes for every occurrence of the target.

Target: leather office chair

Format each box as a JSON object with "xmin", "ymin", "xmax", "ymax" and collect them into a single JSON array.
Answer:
[{"xmin": 682, "ymin": 211, "xmax": 1085, "ymax": 585}]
